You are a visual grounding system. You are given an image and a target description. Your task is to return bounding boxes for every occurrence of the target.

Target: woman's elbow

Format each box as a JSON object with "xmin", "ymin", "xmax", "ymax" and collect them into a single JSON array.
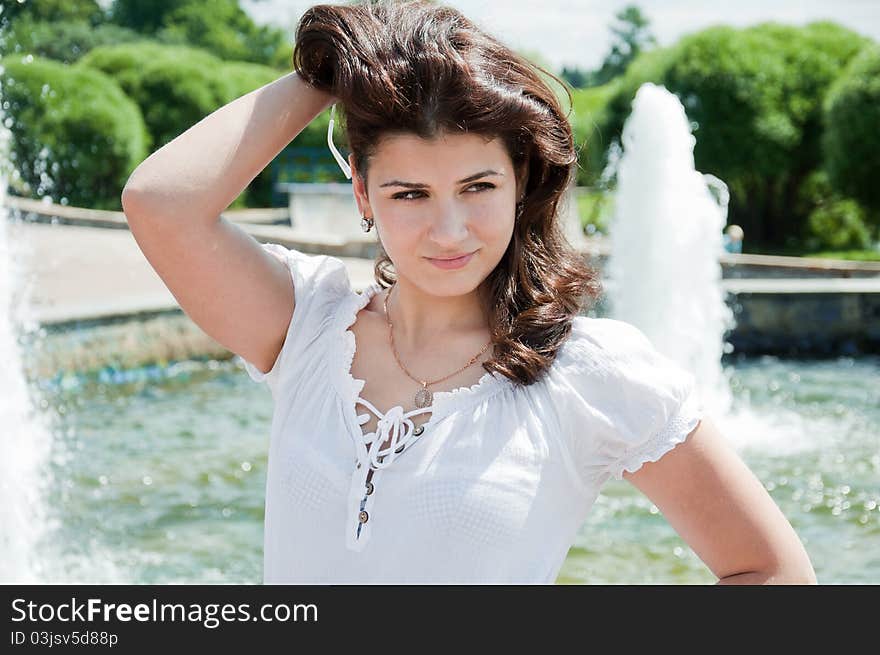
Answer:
[{"xmin": 716, "ymin": 564, "xmax": 818, "ymax": 585}]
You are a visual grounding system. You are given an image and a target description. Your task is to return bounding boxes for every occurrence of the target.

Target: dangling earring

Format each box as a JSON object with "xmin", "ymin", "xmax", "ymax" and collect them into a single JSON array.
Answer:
[{"xmin": 361, "ymin": 214, "xmax": 374, "ymax": 232}]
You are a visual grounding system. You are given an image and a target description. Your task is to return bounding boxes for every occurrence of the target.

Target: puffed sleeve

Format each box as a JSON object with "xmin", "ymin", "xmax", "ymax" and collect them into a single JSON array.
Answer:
[
  {"xmin": 239, "ymin": 242, "xmax": 351, "ymax": 396},
  {"xmin": 552, "ymin": 317, "xmax": 705, "ymax": 485}
]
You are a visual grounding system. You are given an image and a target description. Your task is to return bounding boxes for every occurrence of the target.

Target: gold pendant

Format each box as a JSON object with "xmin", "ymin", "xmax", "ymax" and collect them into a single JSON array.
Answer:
[{"xmin": 414, "ymin": 383, "xmax": 432, "ymax": 408}]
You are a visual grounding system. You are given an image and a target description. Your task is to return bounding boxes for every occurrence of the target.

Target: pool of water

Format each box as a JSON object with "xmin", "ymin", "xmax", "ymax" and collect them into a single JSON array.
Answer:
[{"xmin": 28, "ymin": 355, "xmax": 880, "ymax": 584}]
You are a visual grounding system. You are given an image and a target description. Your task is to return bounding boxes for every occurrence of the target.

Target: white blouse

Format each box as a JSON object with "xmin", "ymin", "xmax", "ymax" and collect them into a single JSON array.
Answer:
[{"xmin": 241, "ymin": 243, "xmax": 704, "ymax": 584}]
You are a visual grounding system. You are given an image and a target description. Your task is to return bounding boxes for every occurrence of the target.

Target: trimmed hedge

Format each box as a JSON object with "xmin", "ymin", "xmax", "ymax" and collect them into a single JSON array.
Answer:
[
  {"xmin": 78, "ymin": 43, "xmax": 234, "ymax": 150},
  {"xmin": 0, "ymin": 54, "xmax": 148, "ymax": 210},
  {"xmin": 79, "ymin": 43, "xmax": 291, "ymax": 207}
]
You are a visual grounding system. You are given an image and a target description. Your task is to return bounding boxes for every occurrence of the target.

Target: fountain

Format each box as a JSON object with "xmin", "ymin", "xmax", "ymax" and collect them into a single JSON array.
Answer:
[
  {"xmin": 0, "ymin": 100, "xmax": 53, "ymax": 583},
  {"xmin": 604, "ymin": 82, "xmax": 737, "ymax": 421},
  {"xmin": 1, "ymin": 65, "xmax": 876, "ymax": 584}
]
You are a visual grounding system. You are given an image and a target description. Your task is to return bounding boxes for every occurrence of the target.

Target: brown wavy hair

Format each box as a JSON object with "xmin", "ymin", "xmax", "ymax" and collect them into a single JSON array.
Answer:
[{"xmin": 292, "ymin": 0, "xmax": 601, "ymax": 387}]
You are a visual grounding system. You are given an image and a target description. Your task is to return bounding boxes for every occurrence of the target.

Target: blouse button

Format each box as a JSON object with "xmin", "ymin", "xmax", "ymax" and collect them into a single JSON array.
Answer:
[
  {"xmin": 365, "ymin": 482, "xmax": 374, "ymax": 495},
  {"xmin": 358, "ymin": 510, "xmax": 369, "ymax": 524},
  {"xmin": 414, "ymin": 425, "xmax": 424, "ymax": 436}
]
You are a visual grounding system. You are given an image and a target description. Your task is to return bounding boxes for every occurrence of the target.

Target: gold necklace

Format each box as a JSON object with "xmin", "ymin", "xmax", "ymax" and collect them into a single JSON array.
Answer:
[{"xmin": 382, "ymin": 283, "xmax": 492, "ymax": 408}]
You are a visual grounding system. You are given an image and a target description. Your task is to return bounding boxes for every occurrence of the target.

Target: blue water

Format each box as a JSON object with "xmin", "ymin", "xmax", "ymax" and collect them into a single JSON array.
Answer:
[{"xmin": 30, "ymin": 355, "xmax": 880, "ymax": 584}]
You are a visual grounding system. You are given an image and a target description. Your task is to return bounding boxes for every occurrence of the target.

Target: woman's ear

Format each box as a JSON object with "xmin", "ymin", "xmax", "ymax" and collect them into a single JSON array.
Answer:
[{"xmin": 349, "ymin": 154, "xmax": 371, "ymax": 216}]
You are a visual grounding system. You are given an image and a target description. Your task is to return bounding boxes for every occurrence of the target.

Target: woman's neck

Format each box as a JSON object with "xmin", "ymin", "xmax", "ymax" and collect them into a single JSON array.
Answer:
[{"xmin": 382, "ymin": 279, "xmax": 490, "ymax": 352}]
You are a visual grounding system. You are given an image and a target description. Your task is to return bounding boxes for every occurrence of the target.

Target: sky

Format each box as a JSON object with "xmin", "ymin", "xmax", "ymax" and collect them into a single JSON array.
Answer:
[{"xmin": 240, "ymin": 0, "xmax": 880, "ymax": 71}]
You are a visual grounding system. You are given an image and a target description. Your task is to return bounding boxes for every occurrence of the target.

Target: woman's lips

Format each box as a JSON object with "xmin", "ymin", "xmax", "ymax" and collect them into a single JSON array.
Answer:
[{"xmin": 426, "ymin": 251, "xmax": 476, "ymax": 270}]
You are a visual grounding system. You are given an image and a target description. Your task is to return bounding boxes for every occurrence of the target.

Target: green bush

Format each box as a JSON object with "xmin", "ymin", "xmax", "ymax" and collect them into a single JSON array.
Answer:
[
  {"xmin": 78, "ymin": 43, "xmax": 234, "ymax": 150},
  {"xmin": 0, "ymin": 54, "xmax": 148, "ymax": 210},
  {"xmin": 822, "ymin": 44, "xmax": 880, "ymax": 216},
  {"xmin": 80, "ymin": 42, "xmax": 292, "ymax": 208},
  {"xmin": 794, "ymin": 169, "xmax": 834, "ymax": 217},
  {"xmin": 805, "ymin": 198, "xmax": 874, "ymax": 251}
]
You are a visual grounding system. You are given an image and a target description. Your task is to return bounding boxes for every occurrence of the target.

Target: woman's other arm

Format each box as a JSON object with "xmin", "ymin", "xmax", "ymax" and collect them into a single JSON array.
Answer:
[
  {"xmin": 623, "ymin": 416, "xmax": 818, "ymax": 585},
  {"xmin": 121, "ymin": 71, "xmax": 337, "ymax": 374}
]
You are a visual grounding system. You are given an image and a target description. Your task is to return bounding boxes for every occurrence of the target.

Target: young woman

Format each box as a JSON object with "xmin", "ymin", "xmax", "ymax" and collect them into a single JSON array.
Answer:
[{"xmin": 121, "ymin": 0, "xmax": 816, "ymax": 584}]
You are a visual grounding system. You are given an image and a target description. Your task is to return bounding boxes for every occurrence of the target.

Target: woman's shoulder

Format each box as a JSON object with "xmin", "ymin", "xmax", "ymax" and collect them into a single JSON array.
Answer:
[
  {"xmin": 551, "ymin": 315, "xmax": 698, "ymax": 410},
  {"xmin": 555, "ymin": 315, "xmax": 657, "ymax": 371},
  {"xmin": 549, "ymin": 315, "xmax": 704, "ymax": 483},
  {"xmin": 241, "ymin": 243, "xmax": 355, "ymax": 388},
  {"xmin": 260, "ymin": 242, "xmax": 353, "ymax": 300}
]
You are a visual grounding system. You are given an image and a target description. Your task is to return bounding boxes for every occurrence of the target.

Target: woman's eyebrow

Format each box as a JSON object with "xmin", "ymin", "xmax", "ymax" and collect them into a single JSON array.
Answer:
[{"xmin": 379, "ymin": 169, "xmax": 504, "ymax": 189}]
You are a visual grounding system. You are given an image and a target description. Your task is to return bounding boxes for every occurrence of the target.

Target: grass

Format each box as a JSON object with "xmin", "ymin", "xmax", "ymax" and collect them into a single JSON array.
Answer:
[
  {"xmin": 745, "ymin": 243, "xmax": 880, "ymax": 261},
  {"xmin": 802, "ymin": 249, "xmax": 880, "ymax": 262}
]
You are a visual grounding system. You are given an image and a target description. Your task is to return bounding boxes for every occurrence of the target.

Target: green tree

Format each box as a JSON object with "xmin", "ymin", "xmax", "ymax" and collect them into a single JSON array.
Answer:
[
  {"xmin": 0, "ymin": 18, "xmax": 147, "ymax": 64},
  {"xmin": 822, "ymin": 44, "xmax": 880, "ymax": 217},
  {"xmin": 157, "ymin": 0, "xmax": 290, "ymax": 67},
  {"xmin": 0, "ymin": 0, "xmax": 106, "ymax": 27},
  {"xmin": 590, "ymin": 5, "xmax": 657, "ymax": 87},
  {"xmin": 592, "ymin": 22, "xmax": 870, "ymax": 249},
  {"xmin": 107, "ymin": 0, "xmax": 189, "ymax": 35},
  {"xmin": 107, "ymin": 0, "xmax": 291, "ymax": 68},
  {"xmin": 560, "ymin": 65, "xmax": 590, "ymax": 89}
]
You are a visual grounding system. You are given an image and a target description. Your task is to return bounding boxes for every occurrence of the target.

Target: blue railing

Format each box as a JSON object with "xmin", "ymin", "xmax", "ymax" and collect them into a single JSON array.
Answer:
[{"xmin": 269, "ymin": 146, "xmax": 349, "ymax": 206}]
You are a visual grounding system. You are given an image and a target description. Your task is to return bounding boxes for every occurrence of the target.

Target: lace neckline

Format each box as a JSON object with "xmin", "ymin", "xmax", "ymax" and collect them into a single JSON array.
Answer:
[
  {"xmin": 330, "ymin": 280, "xmax": 509, "ymax": 553},
  {"xmin": 331, "ymin": 280, "xmax": 512, "ymax": 422}
]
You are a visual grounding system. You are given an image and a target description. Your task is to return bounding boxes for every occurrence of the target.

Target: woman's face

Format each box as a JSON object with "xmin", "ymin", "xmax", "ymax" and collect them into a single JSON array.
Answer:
[{"xmin": 350, "ymin": 131, "xmax": 521, "ymax": 297}]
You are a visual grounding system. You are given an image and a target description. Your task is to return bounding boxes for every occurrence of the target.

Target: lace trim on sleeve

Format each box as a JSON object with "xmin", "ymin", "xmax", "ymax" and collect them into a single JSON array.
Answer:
[{"xmin": 605, "ymin": 390, "xmax": 704, "ymax": 481}]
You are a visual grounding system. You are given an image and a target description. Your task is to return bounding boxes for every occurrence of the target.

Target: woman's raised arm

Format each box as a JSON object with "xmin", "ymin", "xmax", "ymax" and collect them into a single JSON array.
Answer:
[{"xmin": 120, "ymin": 71, "xmax": 337, "ymax": 374}]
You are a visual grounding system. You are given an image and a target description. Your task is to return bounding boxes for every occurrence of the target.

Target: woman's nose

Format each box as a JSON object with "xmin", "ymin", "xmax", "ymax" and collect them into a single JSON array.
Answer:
[{"xmin": 429, "ymin": 206, "xmax": 470, "ymax": 242}]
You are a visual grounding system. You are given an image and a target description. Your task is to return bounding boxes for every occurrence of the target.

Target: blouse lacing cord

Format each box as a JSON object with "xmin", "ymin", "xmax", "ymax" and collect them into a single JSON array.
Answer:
[
  {"xmin": 355, "ymin": 400, "xmax": 432, "ymax": 470},
  {"xmin": 347, "ymin": 399, "xmax": 434, "ymax": 550}
]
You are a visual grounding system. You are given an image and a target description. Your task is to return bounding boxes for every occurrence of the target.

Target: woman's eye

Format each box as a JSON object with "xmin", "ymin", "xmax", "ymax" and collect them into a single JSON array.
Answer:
[{"xmin": 392, "ymin": 182, "xmax": 495, "ymax": 201}]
